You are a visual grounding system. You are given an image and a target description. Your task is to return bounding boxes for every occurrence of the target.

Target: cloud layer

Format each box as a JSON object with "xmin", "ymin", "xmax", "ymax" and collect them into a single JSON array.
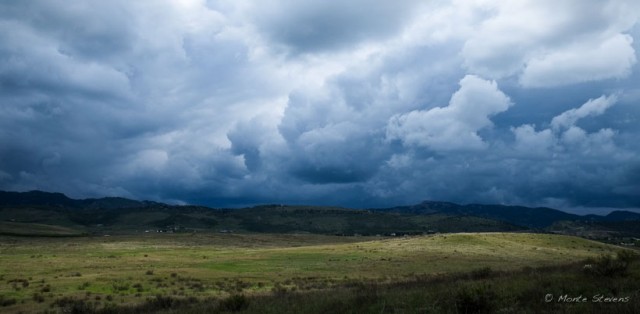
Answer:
[{"xmin": 1, "ymin": 0, "xmax": 639, "ymax": 212}]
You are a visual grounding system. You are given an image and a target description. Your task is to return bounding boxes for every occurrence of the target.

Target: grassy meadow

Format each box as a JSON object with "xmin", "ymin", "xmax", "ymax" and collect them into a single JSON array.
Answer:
[{"xmin": 0, "ymin": 232, "xmax": 637, "ymax": 313}]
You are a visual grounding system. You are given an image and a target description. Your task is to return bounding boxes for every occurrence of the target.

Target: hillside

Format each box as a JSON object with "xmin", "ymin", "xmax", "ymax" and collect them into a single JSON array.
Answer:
[
  {"xmin": 0, "ymin": 191, "xmax": 525, "ymax": 236},
  {"xmin": 1, "ymin": 190, "xmax": 638, "ymax": 237},
  {"xmin": 374, "ymin": 201, "xmax": 581, "ymax": 228},
  {"xmin": 0, "ymin": 204, "xmax": 524, "ymax": 236}
]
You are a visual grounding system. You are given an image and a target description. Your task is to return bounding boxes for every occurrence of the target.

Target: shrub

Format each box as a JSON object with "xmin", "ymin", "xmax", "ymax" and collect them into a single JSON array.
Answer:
[
  {"xmin": 469, "ymin": 267, "xmax": 493, "ymax": 279},
  {"xmin": 0, "ymin": 296, "xmax": 17, "ymax": 307},
  {"xmin": 616, "ymin": 250, "xmax": 638, "ymax": 265},
  {"xmin": 112, "ymin": 281, "xmax": 130, "ymax": 292},
  {"xmin": 133, "ymin": 283, "xmax": 144, "ymax": 292},
  {"xmin": 455, "ymin": 284, "xmax": 498, "ymax": 314},
  {"xmin": 584, "ymin": 251, "xmax": 636, "ymax": 277},
  {"xmin": 271, "ymin": 283, "xmax": 287, "ymax": 295},
  {"xmin": 145, "ymin": 295, "xmax": 176, "ymax": 310},
  {"xmin": 52, "ymin": 297, "xmax": 96, "ymax": 314},
  {"xmin": 220, "ymin": 294, "xmax": 249, "ymax": 312}
]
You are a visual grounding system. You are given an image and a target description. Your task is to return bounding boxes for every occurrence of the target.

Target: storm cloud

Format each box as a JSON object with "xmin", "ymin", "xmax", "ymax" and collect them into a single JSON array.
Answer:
[{"xmin": 1, "ymin": 0, "xmax": 639, "ymax": 212}]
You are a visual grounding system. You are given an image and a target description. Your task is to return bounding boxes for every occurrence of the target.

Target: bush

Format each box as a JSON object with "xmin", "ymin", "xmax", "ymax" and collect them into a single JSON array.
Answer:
[
  {"xmin": 0, "ymin": 296, "xmax": 17, "ymax": 307},
  {"xmin": 144, "ymin": 295, "xmax": 178, "ymax": 310},
  {"xmin": 112, "ymin": 281, "xmax": 130, "ymax": 292},
  {"xmin": 52, "ymin": 297, "xmax": 96, "ymax": 314},
  {"xmin": 455, "ymin": 284, "xmax": 498, "ymax": 314},
  {"xmin": 616, "ymin": 250, "xmax": 638, "ymax": 265},
  {"xmin": 469, "ymin": 267, "xmax": 493, "ymax": 279},
  {"xmin": 220, "ymin": 294, "xmax": 249, "ymax": 312},
  {"xmin": 132, "ymin": 283, "xmax": 144, "ymax": 292},
  {"xmin": 584, "ymin": 251, "xmax": 636, "ymax": 277}
]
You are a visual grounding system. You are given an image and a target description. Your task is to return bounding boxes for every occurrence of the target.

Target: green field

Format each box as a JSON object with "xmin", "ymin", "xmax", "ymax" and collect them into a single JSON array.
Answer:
[{"xmin": 0, "ymin": 232, "xmax": 636, "ymax": 313}]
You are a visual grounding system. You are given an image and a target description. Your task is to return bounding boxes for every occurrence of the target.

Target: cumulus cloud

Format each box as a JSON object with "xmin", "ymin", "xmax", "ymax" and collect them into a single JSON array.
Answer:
[
  {"xmin": 512, "ymin": 94, "xmax": 620, "ymax": 156},
  {"xmin": 386, "ymin": 75, "xmax": 512, "ymax": 151},
  {"xmin": 499, "ymin": 94, "xmax": 633, "ymax": 207},
  {"xmin": 462, "ymin": 0, "xmax": 639, "ymax": 86},
  {"xmin": 1, "ymin": 0, "xmax": 639, "ymax": 211},
  {"xmin": 0, "ymin": 0, "xmax": 283, "ymax": 202},
  {"xmin": 248, "ymin": 0, "xmax": 423, "ymax": 54},
  {"xmin": 550, "ymin": 94, "xmax": 618, "ymax": 130},
  {"xmin": 520, "ymin": 34, "xmax": 636, "ymax": 87}
]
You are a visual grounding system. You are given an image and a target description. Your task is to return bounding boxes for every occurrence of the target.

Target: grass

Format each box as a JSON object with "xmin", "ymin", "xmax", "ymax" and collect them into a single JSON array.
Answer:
[
  {"xmin": 0, "ymin": 221, "xmax": 85, "ymax": 237},
  {"xmin": 204, "ymin": 262, "xmax": 640, "ymax": 314},
  {"xmin": 0, "ymin": 232, "xmax": 632, "ymax": 313}
]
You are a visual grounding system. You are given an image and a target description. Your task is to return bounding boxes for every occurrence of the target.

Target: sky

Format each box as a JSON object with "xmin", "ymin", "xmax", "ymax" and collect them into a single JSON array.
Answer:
[{"xmin": 1, "ymin": 0, "xmax": 639, "ymax": 214}]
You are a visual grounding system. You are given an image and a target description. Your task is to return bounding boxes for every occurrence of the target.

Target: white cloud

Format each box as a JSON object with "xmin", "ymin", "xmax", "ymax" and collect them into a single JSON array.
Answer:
[
  {"xmin": 550, "ymin": 94, "xmax": 618, "ymax": 130},
  {"xmin": 512, "ymin": 94, "xmax": 620, "ymax": 158},
  {"xmin": 1, "ymin": 0, "xmax": 639, "ymax": 209},
  {"xmin": 386, "ymin": 75, "xmax": 511, "ymax": 151},
  {"xmin": 560, "ymin": 127, "xmax": 617, "ymax": 154},
  {"xmin": 520, "ymin": 34, "xmax": 636, "ymax": 87},
  {"xmin": 461, "ymin": 0, "xmax": 640, "ymax": 86}
]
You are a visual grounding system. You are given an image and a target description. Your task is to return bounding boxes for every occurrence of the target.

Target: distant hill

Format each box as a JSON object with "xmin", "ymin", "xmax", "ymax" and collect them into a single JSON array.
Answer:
[
  {"xmin": 548, "ymin": 219, "xmax": 640, "ymax": 239},
  {"xmin": 0, "ymin": 191, "xmax": 159, "ymax": 210},
  {"xmin": 373, "ymin": 201, "xmax": 582, "ymax": 229},
  {"xmin": 602, "ymin": 210, "xmax": 640, "ymax": 221},
  {"xmin": 79, "ymin": 197, "xmax": 147, "ymax": 210},
  {"xmin": 0, "ymin": 190, "xmax": 78, "ymax": 208},
  {"xmin": 0, "ymin": 191, "xmax": 522, "ymax": 236},
  {"xmin": 0, "ymin": 190, "xmax": 638, "ymax": 237}
]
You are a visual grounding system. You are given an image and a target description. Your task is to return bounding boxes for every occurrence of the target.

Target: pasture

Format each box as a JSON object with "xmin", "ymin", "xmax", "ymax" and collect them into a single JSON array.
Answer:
[{"xmin": 0, "ymin": 232, "xmax": 634, "ymax": 313}]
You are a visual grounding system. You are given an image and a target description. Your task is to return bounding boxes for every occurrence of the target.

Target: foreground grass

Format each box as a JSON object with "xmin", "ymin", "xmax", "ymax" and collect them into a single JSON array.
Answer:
[
  {"xmin": 0, "ymin": 232, "xmax": 630, "ymax": 313},
  {"xmin": 154, "ymin": 261, "xmax": 640, "ymax": 314}
]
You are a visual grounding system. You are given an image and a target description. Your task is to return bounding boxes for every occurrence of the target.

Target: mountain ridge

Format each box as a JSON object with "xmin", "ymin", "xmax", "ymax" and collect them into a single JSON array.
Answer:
[{"xmin": 0, "ymin": 190, "xmax": 638, "ymax": 236}]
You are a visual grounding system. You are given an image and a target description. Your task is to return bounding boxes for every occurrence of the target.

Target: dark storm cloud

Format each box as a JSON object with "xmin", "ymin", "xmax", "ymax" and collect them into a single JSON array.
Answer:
[
  {"xmin": 1, "ymin": 0, "xmax": 639, "ymax": 213},
  {"xmin": 4, "ymin": 2, "xmax": 135, "ymax": 61},
  {"xmin": 249, "ymin": 0, "xmax": 422, "ymax": 54}
]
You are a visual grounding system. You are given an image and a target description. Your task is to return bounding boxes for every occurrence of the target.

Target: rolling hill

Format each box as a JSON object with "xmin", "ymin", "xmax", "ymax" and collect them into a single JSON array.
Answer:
[{"xmin": 0, "ymin": 190, "xmax": 638, "ymax": 237}]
